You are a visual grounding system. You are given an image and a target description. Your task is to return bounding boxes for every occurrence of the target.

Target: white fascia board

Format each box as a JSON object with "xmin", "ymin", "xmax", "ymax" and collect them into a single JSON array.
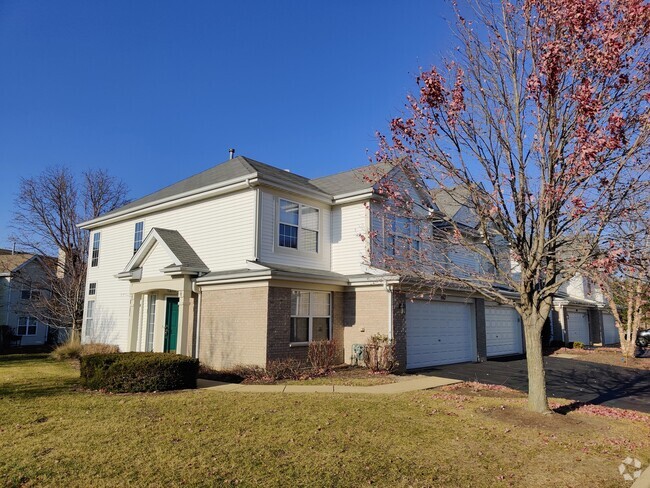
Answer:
[
  {"xmin": 78, "ymin": 177, "xmax": 259, "ymax": 230},
  {"xmin": 331, "ymin": 190, "xmax": 377, "ymax": 205},
  {"xmin": 256, "ymin": 175, "xmax": 333, "ymax": 204}
]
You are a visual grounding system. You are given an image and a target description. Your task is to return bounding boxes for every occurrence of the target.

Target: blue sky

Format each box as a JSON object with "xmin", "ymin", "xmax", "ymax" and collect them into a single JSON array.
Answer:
[{"xmin": 0, "ymin": 0, "xmax": 454, "ymax": 249}]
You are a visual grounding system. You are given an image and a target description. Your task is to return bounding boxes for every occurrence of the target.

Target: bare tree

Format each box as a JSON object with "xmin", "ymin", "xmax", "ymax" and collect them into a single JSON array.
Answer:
[
  {"xmin": 591, "ymin": 188, "xmax": 650, "ymax": 358},
  {"xmin": 375, "ymin": 0, "xmax": 649, "ymax": 413},
  {"xmin": 11, "ymin": 166, "xmax": 128, "ymax": 339}
]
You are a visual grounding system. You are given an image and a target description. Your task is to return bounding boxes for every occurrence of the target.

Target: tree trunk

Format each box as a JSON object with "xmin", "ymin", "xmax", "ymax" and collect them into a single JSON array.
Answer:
[{"xmin": 521, "ymin": 311, "xmax": 551, "ymax": 414}]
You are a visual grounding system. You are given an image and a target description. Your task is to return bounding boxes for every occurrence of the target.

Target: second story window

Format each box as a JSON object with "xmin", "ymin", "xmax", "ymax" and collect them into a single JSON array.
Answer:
[
  {"xmin": 17, "ymin": 317, "xmax": 37, "ymax": 335},
  {"xmin": 133, "ymin": 222, "xmax": 144, "ymax": 254},
  {"xmin": 91, "ymin": 233, "xmax": 101, "ymax": 267},
  {"xmin": 386, "ymin": 215, "xmax": 420, "ymax": 256},
  {"xmin": 278, "ymin": 199, "xmax": 319, "ymax": 253},
  {"xmin": 88, "ymin": 282, "xmax": 97, "ymax": 296}
]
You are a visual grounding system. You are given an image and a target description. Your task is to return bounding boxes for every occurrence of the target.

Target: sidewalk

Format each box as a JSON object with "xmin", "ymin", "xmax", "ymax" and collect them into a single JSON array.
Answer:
[{"xmin": 196, "ymin": 373, "xmax": 461, "ymax": 394}]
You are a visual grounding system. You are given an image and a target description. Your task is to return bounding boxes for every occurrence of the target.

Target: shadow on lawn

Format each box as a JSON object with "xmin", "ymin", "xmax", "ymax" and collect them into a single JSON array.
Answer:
[
  {"xmin": 0, "ymin": 353, "xmax": 51, "ymax": 363},
  {"xmin": 0, "ymin": 354, "xmax": 80, "ymax": 400}
]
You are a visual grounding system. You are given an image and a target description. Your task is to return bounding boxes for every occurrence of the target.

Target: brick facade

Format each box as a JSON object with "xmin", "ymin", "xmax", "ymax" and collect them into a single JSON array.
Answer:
[
  {"xmin": 199, "ymin": 286, "xmax": 269, "ymax": 369},
  {"xmin": 341, "ymin": 287, "xmax": 391, "ymax": 365},
  {"xmin": 391, "ymin": 290, "xmax": 407, "ymax": 372}
]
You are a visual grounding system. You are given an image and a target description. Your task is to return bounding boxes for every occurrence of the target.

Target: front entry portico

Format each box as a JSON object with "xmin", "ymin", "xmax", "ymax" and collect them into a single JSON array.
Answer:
[{"xmin": 117, "ymin": 227, "xmax": 210, "ymax": 357}]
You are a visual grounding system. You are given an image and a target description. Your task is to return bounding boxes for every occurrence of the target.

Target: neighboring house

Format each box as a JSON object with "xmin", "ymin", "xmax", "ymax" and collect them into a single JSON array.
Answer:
[
  {"xmin": 548, "ymin": 273, "xmax": 619, "ymax": 346},
  {"xmin": 79, "ymin": 155, "xmax": 525, "ymax": 371},
  {"xmin": 0, "ymin": 249, "xmax": 51, "ymax": 347}
]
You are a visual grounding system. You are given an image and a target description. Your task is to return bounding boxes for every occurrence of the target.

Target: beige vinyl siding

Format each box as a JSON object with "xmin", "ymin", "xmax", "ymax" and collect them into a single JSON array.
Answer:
[
  {"xmin": 141, "ymin": 242, "xmax": 175, "ymax": 278},
  {"xmin": 331, "ymin": 203, "xmax": 369, "ymax": 274},
  {"xmin": 258, "ymin": 189, "xmax": 331, "ymax": 270},
  {"xmin": 82, "ymin": 189, "xmax": 256, "ymax": 351}
]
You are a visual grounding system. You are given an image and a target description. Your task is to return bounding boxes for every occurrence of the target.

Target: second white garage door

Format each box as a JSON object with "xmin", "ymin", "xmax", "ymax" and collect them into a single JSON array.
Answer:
[
  {"xmin": 406, "ymin": 300, "xmax": 475, "ymax": 369},
  {"xmin": 567, "ymin": 311, "xmax": 590, "ymax": 344},
  {"xmin": 602, "ymin": 313, "xmax": 619, "ymax": 345},
  {"xmin": 485, "ymin": 306, "xmax": 523, "ymax": 357}
]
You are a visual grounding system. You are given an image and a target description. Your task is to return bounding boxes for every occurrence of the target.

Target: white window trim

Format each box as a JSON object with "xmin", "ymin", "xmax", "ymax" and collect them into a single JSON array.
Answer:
[
  {"xmin": 84, "ymin": 300, "xmax": 95, "ymax": 338},
  {"xmin": 133, "ymin": 221, "xmax": 145, "ymax": 254},
  {"xmin": 276, "ymin": 198, "xmax": 321, "ymax": 255},
  {"xmin": 91, "ymin": 232, "xmax": 101, "ymax": 267},
  {"xmin": 17, "ymin": 317, "xmax": 38, "ymax": 336},
  {"xmin": 289, "ymin": 290, "xmax": 332, "ymax": 346},
  {"xmin": 384, "ymin": 214, "xmax": 421, "ymax": 256}
]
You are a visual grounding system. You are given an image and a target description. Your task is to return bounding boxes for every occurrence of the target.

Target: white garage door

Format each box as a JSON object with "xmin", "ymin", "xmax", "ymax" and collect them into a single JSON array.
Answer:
[
  {"xmin": 485, "ymin": 306, "xmax": 523, "ymax": 356},
  {"xmin": 406, "ymin": 300, "xmax": 474, "ymax": 369},
  {"xmin": 602, "ymin": 313, "xmax": 619, "ymax": 345},
  {"xmin": 567, "ymin": 311, "xmax": 590, "ymax": 344}
]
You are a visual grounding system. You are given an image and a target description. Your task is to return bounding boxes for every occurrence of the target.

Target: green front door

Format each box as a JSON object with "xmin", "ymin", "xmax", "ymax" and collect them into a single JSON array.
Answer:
[{"xmin": 164, "ymin": 297, "xmax": 179, "ymax": 353}]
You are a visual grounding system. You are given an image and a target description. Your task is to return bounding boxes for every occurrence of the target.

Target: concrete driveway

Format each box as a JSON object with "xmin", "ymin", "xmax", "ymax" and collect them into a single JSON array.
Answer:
[{"xmin": 424, "ymin": 356, "xmax": 650, "ymax": 413}]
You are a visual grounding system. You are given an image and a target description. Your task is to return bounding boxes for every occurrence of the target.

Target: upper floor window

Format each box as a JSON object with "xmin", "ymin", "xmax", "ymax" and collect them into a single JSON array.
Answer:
[
  {"xmin": 20, "ymin": 287, "xmax": 40, "ymax": 300},
  {"xmin": 133, "ymin": 222, "xmax": 144, "ymax": 254},
  {"xmin": 385, "ymin": 215, "xmax": 420, "ymax": 256},
  {"xmin": 91, "ymin": 233, "xmax": 101, "ymax": 267},
  {"xmin": 278, "ymin": 199, "xmax": 319, "ymax": 253},
  {"xmin": 17, "ymin": 317, "xmax": 37, "ymax": 336},
  {"xmin": 88, "ymin": 282, "xmax": 97, "ymax": 296}
]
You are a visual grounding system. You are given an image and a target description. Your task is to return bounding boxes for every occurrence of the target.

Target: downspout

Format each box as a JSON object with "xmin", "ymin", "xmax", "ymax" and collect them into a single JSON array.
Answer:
[
  {"xmin": 383, "ymin": 280, "xmax": 393, "ymax": 341},
  {"xmin": 246, "ymin": 179, "xmax": 260, "ymax": 262}
]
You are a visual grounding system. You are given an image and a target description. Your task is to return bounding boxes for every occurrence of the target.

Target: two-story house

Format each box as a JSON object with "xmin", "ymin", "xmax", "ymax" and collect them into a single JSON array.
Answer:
[
  {"xmin": 0, "ymin": 249, "xmax": 52, "ymax": 347},
  {"xmin": 79, "ymin": 155, "xmax": 525, "ymax": 370},
  {"xmin": 549, "ymin": 273, "xmax": 619, "ymax": 346}
]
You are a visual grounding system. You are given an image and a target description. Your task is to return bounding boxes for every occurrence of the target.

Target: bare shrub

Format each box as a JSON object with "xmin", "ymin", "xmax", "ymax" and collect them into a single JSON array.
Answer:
[
  {"xmin": 308, "ymin": 340, "xmax": 337, "ymax": 374},
  {"xmin": 265, "ymin": 358, "xmax": 306, "ymax": 381},
  {"xmin": 51, "ymin": 341, "xmax": 119, "ymax": 361},
  {"xmin": 363, "ymin": 334, "xmax": 398, "ymax": 373},
  {"xmin": 229, "ymin": 358, "xmax": 307, "ymax": 383}
]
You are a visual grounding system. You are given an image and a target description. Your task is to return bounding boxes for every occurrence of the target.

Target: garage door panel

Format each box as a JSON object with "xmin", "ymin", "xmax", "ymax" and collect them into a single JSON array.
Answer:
[
  {"xmin": 406, "ymin": 300, "xmax": 474, "ymax": 368},
  {"xmin": 567, "ymin": 311, "xmax": 590, "ymax": 344},
  {"xmin": 602, "ymin": 313, "xmax": 619, "ymax": 345},
  {"xmin": 485, "ymin": 306, "xmax": 523, "ymax": 356}
]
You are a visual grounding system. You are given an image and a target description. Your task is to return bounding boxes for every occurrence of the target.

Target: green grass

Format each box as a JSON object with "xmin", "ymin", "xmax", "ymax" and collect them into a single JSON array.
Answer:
[{"xmin": 1, "ymin": 355, "xmax": 649, "ymax": 487}]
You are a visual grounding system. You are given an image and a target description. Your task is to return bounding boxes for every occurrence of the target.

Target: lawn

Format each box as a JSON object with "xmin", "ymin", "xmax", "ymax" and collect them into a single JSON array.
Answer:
[
  {"xmin": 2, "ymin": 355, "xmax": 649, "ymax": 487},
  {"xmin": 550, "ymin": 347, "xmax": 650, "ymax": 370}
]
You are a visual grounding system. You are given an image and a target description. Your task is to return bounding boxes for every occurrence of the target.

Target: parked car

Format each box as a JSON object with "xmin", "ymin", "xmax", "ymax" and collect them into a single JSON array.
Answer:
[{"xmin": 636, "ymin": 329, "xmax": 650, "ymax": 348}]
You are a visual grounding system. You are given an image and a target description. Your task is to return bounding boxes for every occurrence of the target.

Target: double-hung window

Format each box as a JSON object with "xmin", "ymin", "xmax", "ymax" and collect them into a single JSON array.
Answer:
[
  {"xmin": 385, "ymin": 215, "xmax": 421, "ymax": 256},
  {"xmin": 17, "ymin": 317, "xmax": 37, "ymax": 335},
  {"xmin": 91, "ymin": 233, "xmax": 101, "ymax": 267},
  {"xmin": 290, "ymin": 290, "xmax": 331, "ymax": 343},
  {"xmin": 85, "ymin": 301, "xmax": 95, "ymax": 338},
  {"xmin": 278, "ymin": 199, "xmax": 319, "ymax": 252},
  {"xmin": 133, "ymin": 222, "xmax": 144, "ymax": 254}
]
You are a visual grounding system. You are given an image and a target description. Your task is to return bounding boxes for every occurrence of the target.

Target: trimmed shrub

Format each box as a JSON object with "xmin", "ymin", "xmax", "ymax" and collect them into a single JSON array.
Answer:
[
  {"xmin": 363, "ymin": 334, "xmax": 398, "ymax": 373},
  {"xmin": 80, "ymin": 352, "xmax": 199, "ymax": 392},
  {"xmin": 308, "ymin": 340, "xmax": 337, "ymax": 373},
  {"xmin": 51, "ymin": 342, "xmax": 120, "ymax": 361}
]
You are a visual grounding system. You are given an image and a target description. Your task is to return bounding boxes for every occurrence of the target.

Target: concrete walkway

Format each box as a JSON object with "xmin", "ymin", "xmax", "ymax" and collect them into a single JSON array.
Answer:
[{"xmin": 196, "ymin": 374, "xmax": 460, "ymax": 394}]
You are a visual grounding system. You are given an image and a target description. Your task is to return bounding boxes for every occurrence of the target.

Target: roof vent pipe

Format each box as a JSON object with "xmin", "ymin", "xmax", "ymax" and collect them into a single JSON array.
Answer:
[{"xmin": 229, "ymin": 148, "xmax": 235, "ymax": 160}]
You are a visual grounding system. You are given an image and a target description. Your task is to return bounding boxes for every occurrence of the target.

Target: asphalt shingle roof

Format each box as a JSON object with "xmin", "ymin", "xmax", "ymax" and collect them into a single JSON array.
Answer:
[
  {"xmin": 309, "ymin": 161, "xmax": 394, "ymax": 196},
  {"xmin": 102, "ymin": 156, "xmax": 328, "ymax": 219},
  {"xmin": 152, "ymin": 228, "xmax": 208, "ymax": 271},
  {"xmin": 95, "ymin": 156, "xmax": 397, "ymax": 224},
  {"xmin": 0, "ymin": 251, "xmax": 35, "ymax": 274}
]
